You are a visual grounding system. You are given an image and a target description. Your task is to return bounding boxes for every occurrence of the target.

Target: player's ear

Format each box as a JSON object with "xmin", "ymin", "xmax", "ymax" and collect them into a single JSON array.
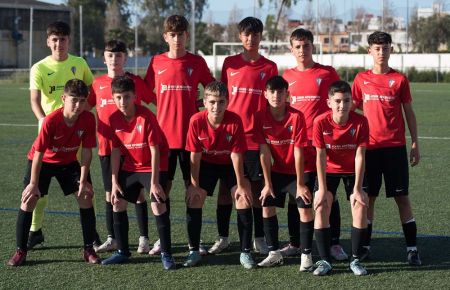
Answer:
[
  {"xmin": 264, "ymin": 90, "xmax": 268, "ymax": 100},
  {"xmin": 327, "ymin": 97, "xmax": 331, "ymax": 108},
  {"xmin": 390, "ymin": 45, "xmax": 393, "ymax": 53}
]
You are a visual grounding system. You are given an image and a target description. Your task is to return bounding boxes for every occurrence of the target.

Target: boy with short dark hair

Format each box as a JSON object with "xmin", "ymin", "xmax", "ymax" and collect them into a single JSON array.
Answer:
[
  {"xmin": 312, "ymin": 81, "xmax": 369, "ymax": 276},
  {"xmin": 28, "ymin": 20, "xmax": 95, "ymax": 249},
  {"xmin": 87, "ymin": 40, "xmax": 153, "ymax": 254},
  {"xmin": 281, "ymin": 28, "xmax": 346, "ymax": 260},
  {"xmin": 255, "ymin": 76, "xmax": 315, "ymax": 271},
  {"xmin": 216, "ymin": 16, "xmax": 278, "ymax": 255},
  {"xmin": 144, "ymin": 15, "xmax": 214, "ymax": 255},
  {"xmin": 352, "ymin": 31, "xmax": 421, "ymax": 265},
  {"xmin": 101, "ymin": 76, "xmax": 174, "ymax": 270},
  {"xmin": 7, "ymin": 79, "xmax": 100, "ymax": 266},
  {"xmin": 184, "ymin": 81, "xmax": 255, "ymax": 269}
]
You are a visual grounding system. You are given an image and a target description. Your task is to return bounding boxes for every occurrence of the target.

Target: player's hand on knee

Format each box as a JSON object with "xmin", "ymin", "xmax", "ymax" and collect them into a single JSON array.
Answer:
[
  {"xmin": 21, "ymin": 183, "xmax": 41, "ymax": 204},
  {"xmin": 111, "ymin": 182, "xmax": 123, "ymax": 205},
  {"xmin": 259, "ymin": 185, "xmax": 275, "ymax": 206},
  {"xmin": 296, "ymin": 184, "xmax": 312, "ymax": 205},
  {"xmin": 77, "ymin": 181, "xmax": 93, "ymax": 200},
  {"xmin": 350, "ymin": 189, "xmax": 368, "ymax": 208},
  {"xmin": 313, "ymin": 190, "xmax": 331, "ymax": 211},
  {"xmin": 150, "ymin": 183, "xmax": 166, "ymax": 203},
  {"xmin": 185, "ymin": 185, "xmax": 206, "ymax": 207},
  {"xmin": 233, "ymin": 183, "xmax": 253, "ymax": 206}
]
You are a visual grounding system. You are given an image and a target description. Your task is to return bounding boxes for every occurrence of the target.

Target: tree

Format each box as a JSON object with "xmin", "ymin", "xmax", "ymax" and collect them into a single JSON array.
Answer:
[
  {"xmin": 105, "ymin": 0, "xmax": 133, "ymax": 44},
  {"xmin": 67, "ymin": 0, "xmax": 107, "ymax": 55},
  {"xmin": 409, "ymin": 13, "xmax": 450, "ymax": 52},
  {"xmin": 138, "ymin": 0, "xmax": 209, "ymax": 55},
  {"xmin": 381, "ymin": 0, "xmax": 396, "ymax": 31}
]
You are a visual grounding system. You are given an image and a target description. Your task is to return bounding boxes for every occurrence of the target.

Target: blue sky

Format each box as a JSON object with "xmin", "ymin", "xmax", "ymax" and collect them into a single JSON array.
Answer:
[{"xmin": 42, "ymin": 0, "xmax": 443, "ymax": 24}]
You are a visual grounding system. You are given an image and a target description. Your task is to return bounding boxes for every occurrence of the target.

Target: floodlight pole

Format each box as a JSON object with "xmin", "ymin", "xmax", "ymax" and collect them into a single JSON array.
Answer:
[
  {"xmin": 134, "ymin": 0, "xmax": 138, "ymax": 74},
  {"xmin": 79, "ymin": 5, "xmax": 83, "ymax": 57},
  {"xmin": 191, "ymin": 0, "xmax": 195, "ymax": 53},
  {"xmin": 29, "ymin": 7, "xmax": 33, "ymax": 68}
]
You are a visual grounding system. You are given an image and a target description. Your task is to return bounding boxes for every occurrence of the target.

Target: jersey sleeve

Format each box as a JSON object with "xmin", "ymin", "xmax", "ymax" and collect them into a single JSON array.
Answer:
[
  {"xmin": 252, "ymin": 111, "xmax": 266, "ymax": 145},
  {"xmin": 29, "ymin": 64, "xmax": 43, "ymax": 91},
  {"xmin": 87, "ymin": 84, "xmax": 97, "ymax": 107},
  {"xmin": 231, "ymin": 116, "xmax": 248, "ymax": 153},
  {"xmin": 198, "ymin": 56, "xmax": 215, "ymax": 86},
  {"xmin": 357, "ymin": 116, "xmax": 369, "ymax": 148},
  {"xmin": 133, "ymin": 74, "xmax": 155, "ymax": 104},
  {"xmin": 34, "ymin": 117, "xmax": 52, "ymax": 152},
  {"xmin": 81, "ymin": 60, "xmax": 94, "ymax": 86},
  {"xmin": 399, "ymin": 77, "xmax": 412, "ymax": 104},
  {"xmin": 81, "ymin": 113, "xmax": 97, "ymax": 148},
  {"xmin": 270, "ymin": 62, "xmax": 279, "ymax": 78},
  {"xmin": 351, "ymin": 75, "xmax": 363, "ymax": 109},
  {"xmin": 185, "ymin": 117, "xmax": 202, "ymax": 153},
  {"xmin": 293, "ymin": 112, "xmax": 309, "ymax": 148},
  {"xmin": 144, "ymin": 58, "xmax": 156, "ymax": 93},
  {"xmin": 146, "ymin": 114, "xmax": 160, "ymax": 147},
  {"xmin": 220, "ymin": 58, "xmax": 229, "ymax": 85},
  {"xmin": 330, "ymin": 67, "xmax": 341, "ymax": 82},
  {"xmin": 312, "ymin": 118, "xmax": 325, "ymax": 148}
]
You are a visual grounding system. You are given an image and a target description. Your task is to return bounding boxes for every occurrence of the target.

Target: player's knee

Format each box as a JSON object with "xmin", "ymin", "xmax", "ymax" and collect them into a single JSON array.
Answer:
[
  {"xmin": 299, "ymin": 208, "xmax": 314, "ymax": 222},
  {"xmin": 113, "ymin": 199, "xmax": 128, "ymax": 211},
  {"xmin": 151, "ymin": 201, "xmax": 166, "ymax": 215},
  {"xmin": 262, "ymin": 206, "xmax": 276, "ymax": 217}
]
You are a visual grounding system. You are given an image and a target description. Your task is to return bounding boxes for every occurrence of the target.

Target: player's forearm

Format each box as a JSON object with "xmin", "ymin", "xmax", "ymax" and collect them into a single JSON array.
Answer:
[
  {"xmin": 294, "ymin": 147, "xmax": 306, "ymax": 187},
  {"xmin": 231, "ymin": 152, "xmax": 246, "ymax": 187},
  {"xmin": 79, "ymin": 148, "xmax": 92, "ymax": 183},
  {"xmin": 190, "ymin": 152, "xmax": 202, "ymax": 187},
  {"xmin": 354, "ymin": 147, "xmax": 366, "ymax": 192},
  {"xmin": 260, "ymin": 145, "xmax": 272, "ymax": 187},
  {"xmin": 150, "ymin": 145, "xmax": 160, "ymax": 185},
  {"xmin": 403, "ymin": 103, "xmax": 419, "ymax": 145},
  {"xmin": 30, "ymin": 151, "xmax": 44, "ymax": 185},
  {"xmin": 316, "ymin": 148, "xmax": 327, "ymax": 191},
  {"xmin": 30, "ymin": 90, "xmax": 45, "ymax": 120},
  {"xmin": 111, "ymin": 147, "xmax": 121, "ymax": 183}
]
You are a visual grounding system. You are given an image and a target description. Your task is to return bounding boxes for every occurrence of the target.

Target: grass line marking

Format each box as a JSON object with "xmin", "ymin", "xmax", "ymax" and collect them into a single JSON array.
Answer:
[{"xmin": 1, "ymin": 207, "xmax": 449, "ymax": 239}]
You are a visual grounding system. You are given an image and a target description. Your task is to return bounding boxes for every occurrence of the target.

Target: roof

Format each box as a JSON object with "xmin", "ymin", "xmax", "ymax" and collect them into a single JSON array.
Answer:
[{"xmin": 0, "ymin": 0, "xmax": 71, "ymax": 11}]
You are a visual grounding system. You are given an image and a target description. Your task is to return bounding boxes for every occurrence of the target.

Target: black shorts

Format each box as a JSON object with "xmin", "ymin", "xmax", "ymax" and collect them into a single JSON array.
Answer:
[
  {"xmin": 199, "ymin": 161, "xmax": 237, "ymax": 197},
  {"xmin": 168, "ymin": 149, "xmax": 190, "ymax": 181},
  {"xmin": 118, "ymin": 171, "xmax": 168, "ymax": 203},
  {"xmin": 314, "ymin": 173, "xmax": 355, "ymax": 200},
  {"xmin": 364, "ymin": 146, "xmax": 409, "ymax": 198},
  {"xmin": 23, "ymin": 160, "xmax": 92, "ymax": 196},
  {"xmin": 244, "ymin": 150, "xmax": 262, "ymax": 182},
  {"xmin": 262, "ymin": 172, "xmax": 315, "ymax": 209}
]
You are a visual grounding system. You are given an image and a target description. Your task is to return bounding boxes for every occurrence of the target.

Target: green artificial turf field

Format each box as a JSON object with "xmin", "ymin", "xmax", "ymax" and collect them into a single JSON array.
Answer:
[{"xmin": 0, "ymin": 83, "xmax": 449, "ymax": 289}]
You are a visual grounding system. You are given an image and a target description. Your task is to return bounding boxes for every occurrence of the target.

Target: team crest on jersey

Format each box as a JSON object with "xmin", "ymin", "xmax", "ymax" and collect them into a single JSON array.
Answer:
[
  {"xmin": 77, "ymin": 130, "xmax": 84, "ymax": 138},
  {"xmin": 388, "ymin": 79, "xmax": 395, "ymax": 87},
  {"xmin": 349, "ymin": 128, "xmax": 356, "ymax": 137},
  {"xmin": 187, "ymin": 67, "xmax": 193, "ymax": 77},
  {"xmin": 316, "ymin": 78, "xmax": 322, "ymax": 86},
  {"xmin": 287, "ymin": 125, "xmax": 293, "ymax": 133},
  {"xmin": 136, "ymin": 124, "xmax": 142, "ymax": 134},
  {"xmin": 260, "ymin": 71, "xmax": 266, "ymax": 80},
  {"xmin": 226, "ymin": 134, "xmax": 232, "ymax": 143},
  {"xmin": 71, "ymin": 66, "xmax": 77, "ymax": 75}
]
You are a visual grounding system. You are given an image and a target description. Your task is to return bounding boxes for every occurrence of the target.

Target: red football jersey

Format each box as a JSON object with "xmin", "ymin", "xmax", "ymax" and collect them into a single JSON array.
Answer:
[
  {"xmin": 108, "ymin": 105, "xmax": 168, "ymax": 172},
  {"xmin": 87, "ymin": 73, "xmax": 152, "ymax": 156},
  {"xmin": 185, "ymin": 110, "xmax": 247, "ymax": 165},
  {"xmin": 254, "ymin": 106, "xmax": 309, "ymax": 175},
  {"xmin": 221, "ymin": 54, "xmax": 278, "ymax": 150},
  {"xmin": 28, "ymin": 108, "xmax": 96, "ymax": 164},
  {"xmin": 352, "ymin": 69, "xmax": 412, "ymax": 149},
  {"xmin": 313, "ymin": 111, "xmax": 369, "ymax": 174},
  {"xmin": 144, "ymin": 52, "xmax": 214, "ymax": 149},
  {"xmin": 282, "ymin": 63, "xmax": 340, "ymax": 139}
]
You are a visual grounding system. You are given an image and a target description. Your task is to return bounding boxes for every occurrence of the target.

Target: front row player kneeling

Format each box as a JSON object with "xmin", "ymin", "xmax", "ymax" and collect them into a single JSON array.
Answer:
[
  {"xmin": 101, "ymin": 76, "xmax": 175, "ymax": 270},
  {"xmin": 254, "ymin": 76, "xmax": 315, "ymax": 271},
  {"xmin": 7, "ymin": 79, "xmax": 100, "ymax": 266},
  {"xmin": 312, "ymin": 80, "xmax": 369, "ymax": 276},
  {"xmin": 184, "ymin": 81, "xmax": 255, "ymax": 269}
]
